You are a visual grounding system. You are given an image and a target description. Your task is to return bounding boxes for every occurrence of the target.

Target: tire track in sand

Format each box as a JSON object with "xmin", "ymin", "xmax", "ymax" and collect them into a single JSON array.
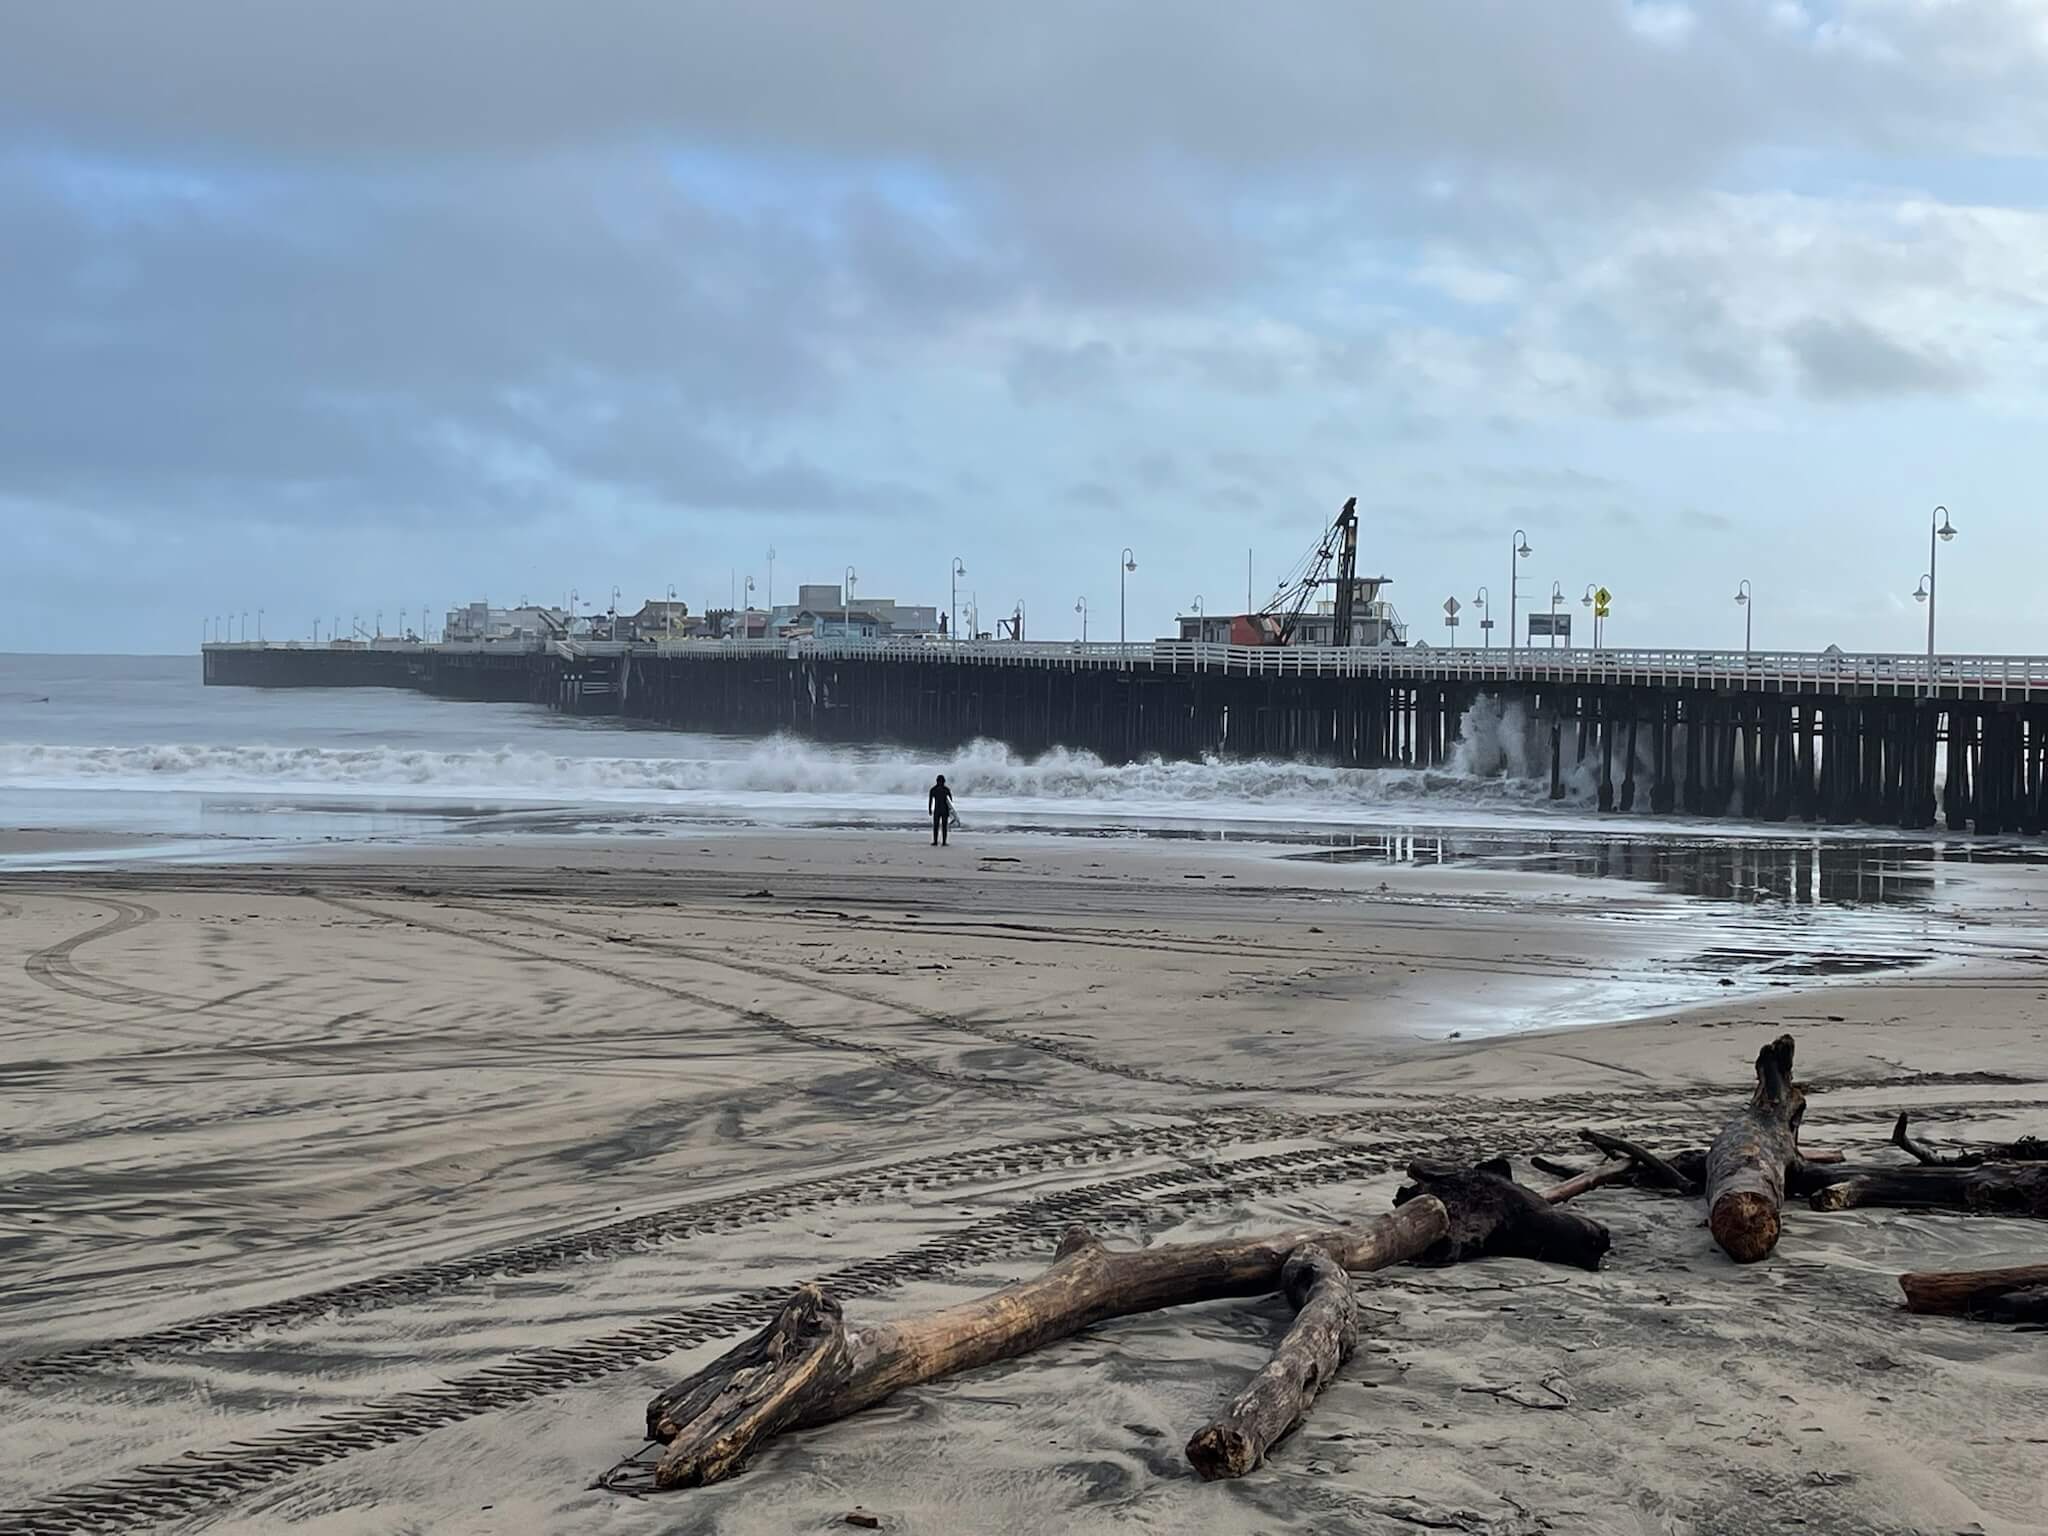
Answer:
[
  {"xmin": 21, "ymin": 897, "xmax": 161, "ymax": 1009},
  {"xmin": 450, "ymin": 898, "xmax": 1282, "ymax": 1097},
  {"xmin": 0, "ymin": 1138, "xmax": 1478, "ymax": 1536},
  {"xmin": 314, "ymin": 894, "xmax": 1087, "ymax": 1111}
]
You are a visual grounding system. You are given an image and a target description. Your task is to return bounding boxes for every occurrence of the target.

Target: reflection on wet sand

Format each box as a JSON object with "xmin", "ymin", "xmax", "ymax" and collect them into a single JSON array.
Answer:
[{"xmin": 1288, "ymin": 829, "xmax": 1994, "ymax": 907}]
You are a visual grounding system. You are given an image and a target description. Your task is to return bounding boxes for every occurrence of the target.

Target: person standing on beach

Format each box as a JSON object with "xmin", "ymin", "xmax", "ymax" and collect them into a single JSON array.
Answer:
[{"xmin": 928, "ymin": 774, "xmax": 954, "ymax": 847}]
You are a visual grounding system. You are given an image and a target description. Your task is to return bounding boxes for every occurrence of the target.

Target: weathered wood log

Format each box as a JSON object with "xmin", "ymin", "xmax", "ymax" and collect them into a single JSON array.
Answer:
[
  {"xmin": 1892, "ymin": 1112, "xmax": 2047, "ymax": 1167},
  {"xmin": 1541, "ymin": 1158, "xmax": 1638, "ymax": 1204},
  {"xmin": 1578, "ymin": 1129, "xmax": 1698, "ymax": 1193},
  {"xmin": 1185, "ymin": 1244, "xmax": 1359, "ymax": 1480},
  {"xmin": 1704, "ymin": 1034, "xmax": 1805, "ymax": 1263},
  {"xmin": 1900, "ymin": 1262, "xmax": 2048, "ymax": 1323},
  {"xmin": 1808, "ymin": 1162, "xmax": 2048, "ymax": 1216},
  {"xmin": 1395, "ymin": 1159, "xmax": 1610, "ymax": 1270},
  {"xmin": 1542, "ymin": 1141, "xmax": 1840, "ymax": 1200},
  {"xmin": 644, "ymin": 1198, "xmax": 1448, "ymax": 1489}
]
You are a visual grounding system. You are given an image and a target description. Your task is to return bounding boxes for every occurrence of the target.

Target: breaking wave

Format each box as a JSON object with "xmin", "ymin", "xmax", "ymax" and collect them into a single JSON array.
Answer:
[{"xmin": 0, "ymin": 714, "xmax": 1564, "ymax": 822}]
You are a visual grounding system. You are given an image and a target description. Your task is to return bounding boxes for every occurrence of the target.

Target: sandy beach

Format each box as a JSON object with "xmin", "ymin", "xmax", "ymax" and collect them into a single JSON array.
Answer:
[{"xmin": 3, "ymin": 829, "xmax": 2046, "ymax": 1535}]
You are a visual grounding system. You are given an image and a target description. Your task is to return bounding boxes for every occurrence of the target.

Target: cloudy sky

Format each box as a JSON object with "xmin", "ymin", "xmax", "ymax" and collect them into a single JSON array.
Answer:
[{"xmin": 5, "ymin": 2, "xmax": 2046, "ymax": 654}]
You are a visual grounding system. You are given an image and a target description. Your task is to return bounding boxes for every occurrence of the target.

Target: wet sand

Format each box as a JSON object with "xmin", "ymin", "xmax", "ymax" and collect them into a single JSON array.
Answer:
[{"xmin": 2, "ymin": 831, "xmax": 2046, "ymax": 1534}]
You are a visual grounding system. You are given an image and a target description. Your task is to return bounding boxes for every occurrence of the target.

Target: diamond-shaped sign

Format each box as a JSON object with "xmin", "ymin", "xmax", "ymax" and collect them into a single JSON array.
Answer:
[{"xmin": 1443, "ymin": 596, "xmax": 1461, "ymax": 615}]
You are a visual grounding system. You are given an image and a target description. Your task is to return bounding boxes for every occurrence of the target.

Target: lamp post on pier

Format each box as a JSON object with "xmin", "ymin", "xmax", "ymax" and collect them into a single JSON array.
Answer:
[
  {"xmin": 951, "ymin": 557, "xmax": 966, "ymax": 644},
  {"xmin": 766, "ymin": 547, "xmax": 776, "ymax": 618},
  {"xmin": 1119, "ymin": 546, "xmax": 1137, "ymax": 651},
  {"xmin": 1547, "ymin": 581, "xmax": 1562, "ymax": 649},
  {"xmin": 1915, "ymin": 505, "xmax": 1956, "ymax": 693},
  {"xmin": 1734, "ymin": 579, "xmax": 1753, "ymax": 654},
  {"xmin": 1473, "ymin": 586, "xmax": 1490, "ymax": 649},
  {"xmin": 1074, "ymin": 595, "xmax": 1088, "ymax": 642},
  {"xmin": 843, "ymin": 566, "xmax": 857, "ymax": 638},
  {"xmin": 1507, "ymin": 531, "xmax": 1531, "ymax": 667}
]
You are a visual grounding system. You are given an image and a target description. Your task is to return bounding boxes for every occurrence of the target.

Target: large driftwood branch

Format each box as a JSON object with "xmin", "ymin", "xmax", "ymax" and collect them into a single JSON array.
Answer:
[
  {"xmin": 1808, "ymin": 1162, "xmax": 2048, "ymax": 1216},
  {"xmin": 1900, "ymin": 1262, "xmax": 2048, "ymax": 1324},
  {"xmin": 1705, "ymin": 1034, "xmax": 1805, "ymax": 1263},
  {"xmin": 1578, "ymin": 1129, "xmax": 1697, "ymax": 1194},
  {"xmin": 645, "ymin": 1198, "xmax": 1448, "ymax": 1489},
  {"xmin": 1396, "ymin": 1158, "xmax": 1610, "ymax": 1270},
  {"xmin": 1185, "ymin": 1244, "xmax": 1358, "ymax": 1480},
  {"xmin": 1539, "ymin": 1158, "xmax": 1639, "ymax": 1204},
  {"xmin": 1892, "ymin": 1112, "xmax": 2047, "ymax": 1168},
  {"xmin": 1539, "ymin": 1140, "xmax": 1841, "ymax": 1199}
]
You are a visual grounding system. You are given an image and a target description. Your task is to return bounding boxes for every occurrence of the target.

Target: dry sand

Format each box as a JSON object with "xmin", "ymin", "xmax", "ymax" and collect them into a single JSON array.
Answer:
[{"xmin": 2, "ymin": 830, "xmax": 2045, "ymax": 1534}]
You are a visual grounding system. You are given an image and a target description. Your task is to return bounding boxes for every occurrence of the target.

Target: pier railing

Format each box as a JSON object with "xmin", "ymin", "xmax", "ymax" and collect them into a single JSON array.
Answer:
[{"xmin": 644, "ymin": 638, "xmax": 2048, "ymax": 697}]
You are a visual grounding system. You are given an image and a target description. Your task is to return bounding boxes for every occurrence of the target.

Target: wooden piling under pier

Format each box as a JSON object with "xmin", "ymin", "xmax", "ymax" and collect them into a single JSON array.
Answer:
[{"xmin": 198, "ymin": 642, "xmax": 2048, "ymax": 836}]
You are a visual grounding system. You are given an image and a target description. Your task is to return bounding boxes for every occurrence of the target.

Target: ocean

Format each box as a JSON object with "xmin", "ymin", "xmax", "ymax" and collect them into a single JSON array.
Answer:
[
  {"xmin": 0, "ymin": 653, "xmax": 2015, "ymax": 903},
  {"xmin": 0, "ymin": 652, "xmax": 1585, "ymax": 853}
]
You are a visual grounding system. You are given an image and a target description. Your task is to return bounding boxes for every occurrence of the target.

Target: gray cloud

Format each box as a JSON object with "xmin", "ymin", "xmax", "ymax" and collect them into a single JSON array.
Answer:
[
  {"xmin": 1783, "ymin": 316, "xmax": 1980, "ymax": 400},
  {"xmin": 5, "ymin": 3, "xmax": 2048, "ymax": 652},
  {"xmin": 8, "ymin": 3, "xmax": 2045, "ymax": 190}
]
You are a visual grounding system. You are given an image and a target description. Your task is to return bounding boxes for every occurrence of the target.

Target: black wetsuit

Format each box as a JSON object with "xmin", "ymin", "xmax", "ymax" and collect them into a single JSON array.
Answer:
[{"xmin": 928, "ymin": 781, "xmax": 953, "ymax": 845}]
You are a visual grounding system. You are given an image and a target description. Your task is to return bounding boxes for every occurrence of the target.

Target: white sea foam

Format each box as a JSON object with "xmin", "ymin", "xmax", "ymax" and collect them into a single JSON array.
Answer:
[{"xmin": 0, "ymin": 719, "xmax": 1561, "ymax": 823}]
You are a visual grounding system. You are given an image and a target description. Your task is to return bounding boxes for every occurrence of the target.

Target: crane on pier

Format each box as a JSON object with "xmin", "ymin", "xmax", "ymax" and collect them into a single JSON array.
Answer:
[{"xmin": 1246, "ymin": 497, "xmax": 1371, "ymax": 645}]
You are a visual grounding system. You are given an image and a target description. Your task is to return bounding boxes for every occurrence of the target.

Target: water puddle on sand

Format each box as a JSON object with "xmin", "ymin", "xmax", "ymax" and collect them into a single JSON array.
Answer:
[{"xmin": 1281, "ymin": 829, "xmax": 2048, "ymax": 1035}]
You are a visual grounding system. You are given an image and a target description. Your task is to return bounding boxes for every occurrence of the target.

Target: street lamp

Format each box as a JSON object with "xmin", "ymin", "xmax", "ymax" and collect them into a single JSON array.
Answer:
[
  {"xmin": 1508, "ymin": 531, "xmax": 1531, "ymax": 660},
  {"xmin": 241, "ymin": 611, "xmax": 250, "ymax": 643},
  {"xmin": 1119, "ymin": 546, "xmax": 1137, "ymax": 649},
  {"xmin": 1547, "ymin": 581, "xmax": 1563, "ymax": 649},
  {"xmin": 1192, "ymin": 593, "xmax": 1204, "ymax": 641},
  {"xmin": 844, "ymin": 566, "xmax": 857, "ymax": 637},
  {"xmin": 951, "ymin": 557, "xmax": 966, "ymax": 643},
  {"xmin": 1074, "ymin": 595, "xmax": 1088, "ymax": 642},
  {"xmin": 766, "ymin": 546, "xmax": 777, "ymax": 616},
  {"xmin": 1734, "ymin": 579, "xmax": 1753, "ymax": 654},
  {"xmin": 1922, "ymin": 505, "xmax": 1956, "ymax": 690},
  {"xmin": 1473, "ymin": 586, "xmax": 1491, "ymax": 649}
]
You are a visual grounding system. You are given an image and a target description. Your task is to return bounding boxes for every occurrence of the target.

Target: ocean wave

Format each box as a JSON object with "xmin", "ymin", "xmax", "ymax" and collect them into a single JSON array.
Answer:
[{"xmin": 0, "ymin": 728, "xmax": 1558, "ymax": 812}]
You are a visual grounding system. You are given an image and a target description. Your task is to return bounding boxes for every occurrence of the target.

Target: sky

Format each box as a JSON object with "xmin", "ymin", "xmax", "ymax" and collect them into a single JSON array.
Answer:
[{"xmin": 4, "ymin": 1, "xmax": 2046, "ymax": 655}]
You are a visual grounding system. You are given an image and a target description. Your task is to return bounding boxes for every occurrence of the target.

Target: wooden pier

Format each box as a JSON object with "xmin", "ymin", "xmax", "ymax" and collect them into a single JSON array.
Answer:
[{"xmin": 201, "ymin": 639, "xmax": 2048, "ymax": 835}]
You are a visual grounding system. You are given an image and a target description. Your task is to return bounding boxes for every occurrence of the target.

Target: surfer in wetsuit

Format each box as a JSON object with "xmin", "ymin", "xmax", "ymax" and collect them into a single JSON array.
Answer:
[{"xmin": 928, "ymin": 774, "xmax": 954, "ymax": 847}]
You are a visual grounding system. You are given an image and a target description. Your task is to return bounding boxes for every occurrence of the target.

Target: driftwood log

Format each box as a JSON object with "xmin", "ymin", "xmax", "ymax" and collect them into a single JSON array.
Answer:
[
  {"xmin": 1900, "ymin": 1262, "xmax": 2048, "ymax": 1324},
  {"xmin": 644, "ymin": 1199, "xmax": 1448, "ymax": 1489},
  {"xmin": 1808, "ymin": 1161, "xmax": 2048, "ymax": 1216},
  {"xmin": 1892, "ymin": 1113, "xmax": 2047, "ymax": 1167},
  {"xmin": 1395, "ymin": 1158, "xmax": 1611, "ymax": 1270},
  {"xmin": 1185, "ymin": 1244, "xmax": 1359, "ymax": 1479},
  {"xmin": 1538, "ymin": 1156, "xmax": 1641, "ymax": 1204},
  {"xmin": 1535, "ymin": 1139, "xmax": 1840, "ymax": 1197},
  {"xmin": 1705, "ymin": 1034, "xmax": 1806, "ymax": 1262}
]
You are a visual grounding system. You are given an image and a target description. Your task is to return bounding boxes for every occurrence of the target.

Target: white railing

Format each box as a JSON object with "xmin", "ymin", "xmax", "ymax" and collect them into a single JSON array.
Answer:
[
  {"xmin": 203, "ymin": 638, "xmax": 2048, "ymax": 694},
  {"xmin": 646, "ymin": 637, "xmax": 2048, "ymax": 693}
]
